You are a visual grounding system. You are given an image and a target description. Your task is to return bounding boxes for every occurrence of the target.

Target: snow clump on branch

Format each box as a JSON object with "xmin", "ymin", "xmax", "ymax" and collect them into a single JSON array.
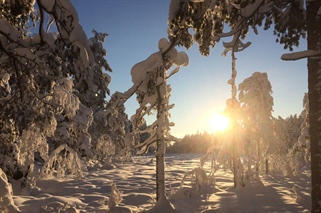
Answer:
[{"xmin": 131, "ymin": 38, "xmax": 189, "ymax": 94}]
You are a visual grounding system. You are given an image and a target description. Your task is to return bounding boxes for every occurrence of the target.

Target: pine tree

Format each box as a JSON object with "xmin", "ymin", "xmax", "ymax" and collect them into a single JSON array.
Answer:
[
  {"xmin": 238, "ymin": 72, "xmax": 274, "ymax": 180},
  {"xmin": 0, "ymin": 0, "xmax": 112, "ymax": 182},
  {"xmin": 131, "ymin": 38, "xmax": 188, "ymax": 212}
]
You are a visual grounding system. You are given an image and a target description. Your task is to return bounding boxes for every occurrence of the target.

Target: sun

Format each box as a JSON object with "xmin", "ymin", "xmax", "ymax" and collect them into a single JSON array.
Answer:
[{"xmin": 210, "ymin": 114, "xmax": 230, "ymax": 133}]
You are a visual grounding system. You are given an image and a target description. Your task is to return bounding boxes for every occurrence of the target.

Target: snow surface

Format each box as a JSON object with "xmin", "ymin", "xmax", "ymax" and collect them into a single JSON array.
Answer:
[{"xmin": 11, "ymin": 154, "xmax": 311, "ymax": 213}]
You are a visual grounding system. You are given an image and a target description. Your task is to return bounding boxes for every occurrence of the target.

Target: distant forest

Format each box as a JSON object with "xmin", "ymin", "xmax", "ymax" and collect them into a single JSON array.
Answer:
[{"xmin": 167, "ymin": 132, "xmax": 218, "ymax": 154}]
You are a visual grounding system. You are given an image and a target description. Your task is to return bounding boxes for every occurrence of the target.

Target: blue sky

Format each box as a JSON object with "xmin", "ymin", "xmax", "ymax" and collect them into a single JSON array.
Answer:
[{"xmin": 70, "ymin": 0, "xmax": 308, "ymax": 138}]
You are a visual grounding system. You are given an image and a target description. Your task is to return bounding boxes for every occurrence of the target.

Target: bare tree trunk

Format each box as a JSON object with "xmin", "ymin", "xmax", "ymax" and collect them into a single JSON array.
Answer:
[
  {"xmin": 248, "ymin": 155, "xmax": 252, "ymax": 178},
  {"xmin": 307, "ymin": 1, "xmax": 321, "ymax": 212},
  {"xmin": 265, "ymin": 159, "xmax": 269, "ymax": 175},
  {"xmin": 156, "ymin": 138, "xmax": 165, "ymax": 201},
  {"xmin": 256, "ymin": 140, "xmax": 261, "ymax": 182},
  {"xmin": 156, "ymin": 67, "xmax": 166, "ymax": 201},
  {"xmin": 231, "ymin": 117, "xmax": 237, "ymax": 187}
]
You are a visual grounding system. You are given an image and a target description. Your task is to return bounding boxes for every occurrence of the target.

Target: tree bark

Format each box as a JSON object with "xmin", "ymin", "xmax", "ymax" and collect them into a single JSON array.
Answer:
[
  {"xmin": 256, "ymin": 140, "xmax": 261, "ymax": 182},
  {"xmin": 265, "ymin": 159, "xmax": 269, "ymax": 175},
  {"xmin": 156, "ymin": 138, "xmax": 165, "ymax": 201},
  {"xmin": 231, "ymin": 116, "xmax": 236, "ymax": 187},
  {"xmin": 156, "ymin": 67, "xmax": 166, "ymax": 201},
  {"xmin": 307, "ymin": 1, "xmax": 321, "ymax": 212}
]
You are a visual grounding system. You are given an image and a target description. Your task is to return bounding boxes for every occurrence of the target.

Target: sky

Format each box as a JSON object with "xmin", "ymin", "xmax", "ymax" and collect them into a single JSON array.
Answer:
[{"xmin": 70, "ymin": 0, "xmax": 308, "ymax": 138}]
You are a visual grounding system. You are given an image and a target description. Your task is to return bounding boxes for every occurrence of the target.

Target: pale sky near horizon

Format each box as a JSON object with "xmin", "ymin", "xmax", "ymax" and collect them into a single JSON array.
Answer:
[{"xmin": 70, "ymin": 0, "xmax": 308, "ymax": 138}]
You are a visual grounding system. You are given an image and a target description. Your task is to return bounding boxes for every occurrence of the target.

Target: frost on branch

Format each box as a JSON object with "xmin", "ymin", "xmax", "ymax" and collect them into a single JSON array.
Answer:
[{"xmin": 40, "ymin": 144, "xmax": 85, "ymax": 179}]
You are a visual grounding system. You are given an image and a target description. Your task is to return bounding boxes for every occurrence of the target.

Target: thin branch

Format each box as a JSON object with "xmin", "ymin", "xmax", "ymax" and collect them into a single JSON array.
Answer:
[
  {"xmin": 36, "ymin": 0, "xmax": 45, "ymax": 45},
  {"xmin": 12, "ymin": 59, "xmax": 23, "ymax": 101},
  {"xmin": 112, "ymin": 80, "xmax": 143, "ymax": 110},
  {"xmin": 0, "ymin": 91, "xmax": 17, "ymax": 107},
  {"xmin": 135, "ymin": 102, "xmax": 157, "ymax": 121},
  {"xmin": 135, "ymin": 132, "xmax": 157, "ymax": 149}
]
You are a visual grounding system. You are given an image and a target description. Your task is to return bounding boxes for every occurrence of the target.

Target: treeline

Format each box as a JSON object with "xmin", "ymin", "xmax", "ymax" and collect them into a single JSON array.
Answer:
[{"xmin": 167, "ymin": 131, "xmax": 218, "ymax": 153}]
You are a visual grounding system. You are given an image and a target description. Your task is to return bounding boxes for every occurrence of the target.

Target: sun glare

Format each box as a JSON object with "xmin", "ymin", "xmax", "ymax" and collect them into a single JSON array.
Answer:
[{"xmin": 210, "ymin": 114, "xmax": 230, "ymax": 133}]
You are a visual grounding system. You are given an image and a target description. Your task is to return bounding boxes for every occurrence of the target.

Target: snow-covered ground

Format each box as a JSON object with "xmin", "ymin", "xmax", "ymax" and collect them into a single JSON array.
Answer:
[{"xmin": 11, "ymin": 154, "xmax": 311, "ymax": 213}]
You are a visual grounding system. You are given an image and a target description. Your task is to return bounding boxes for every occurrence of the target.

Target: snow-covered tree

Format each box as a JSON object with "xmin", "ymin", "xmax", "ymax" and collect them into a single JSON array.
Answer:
[
  {"xmin": 105, "ymin": 97, "xmax": 133, "ymax": 162},
  {"xmin": 167, "ymin": 1, "xmax": 321, "ymax": 211},
  {"xmin": 0, "ymin": 0, "xmax": 113, "ymax": 184},
  {"xmin": 131, "ymin": 38, "xmax": 188, "ymax": 212},
  {"xmin": 238, "ymin": 72, "xmax": 274, "ymax": 181},
  {"xmin": 272, "ymin": 115, "xmax": 303, "ymax": 175},
  {"xmin": 297, "ymin": 93, "xmax": 310, "ymax": 162},
  {"xmin": 281, "ymin": 93, "xmax": 310, "ymax": 176}
]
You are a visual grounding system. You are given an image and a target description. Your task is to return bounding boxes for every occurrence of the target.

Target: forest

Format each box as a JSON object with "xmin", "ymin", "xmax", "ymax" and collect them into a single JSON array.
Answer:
[
  {"xmin": 167, "ymin": 111, "xmax": 303, "ymax": 155},
  {"xmin": 0, "ymin": 0, "xmax": 321, "ymax": 213}
]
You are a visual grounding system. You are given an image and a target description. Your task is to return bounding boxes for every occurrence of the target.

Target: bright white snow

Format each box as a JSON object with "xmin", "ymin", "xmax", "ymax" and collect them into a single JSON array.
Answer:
[{"xmin": 10, "ymin": 154, "xmax": 311, "ymax": 213}]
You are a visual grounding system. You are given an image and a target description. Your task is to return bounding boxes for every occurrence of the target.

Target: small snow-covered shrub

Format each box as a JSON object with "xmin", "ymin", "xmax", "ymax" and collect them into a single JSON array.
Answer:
[
  {"xmin": 42, "ymin": 202, "xmax": 80, "ymax": 213},
  {"xmin": 54, "ymin": 101, "xmax": 94, "ymax": 158},
  {"xmin": 170, "ymin": 168, "xmax": 209, "ymax": 200},
  {"xmin": 0, "ymin": 168, "xmax": 21, "ymax": 212},
  {"xmin": 180, "ymin": 167, "xmax": 208, "ymax": 194},
  {"xmin": 18, "ymin": 125, "xmax": 49, "ymax": 170},
  {"xmin": 114, "ymin": 133, "xmax": 135, "ymax": 162},
  {"xmin": 0, "ymin": 141, "xmax": 20, "ymax": 179},
  {"xmin": 0, "ymin": 120, "xmax": 51, "ymax": 183},
  {"xmin": 52, "ymin": 78, "xmax": 80, "ymax": 119},
  {"xmin": 108, "ymin": 182, "xmax": 122, "ymax": 211},
  {"xmin": 95, "ymin": 134, "xmax": 115, "ymax": 166},
  {"xmin": 40, "ymin": 144, "xmax": 85, "ymax": 179}
]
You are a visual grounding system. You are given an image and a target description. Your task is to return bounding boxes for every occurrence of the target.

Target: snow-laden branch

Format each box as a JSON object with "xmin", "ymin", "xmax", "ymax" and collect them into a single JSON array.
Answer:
[
  {"xmin": 221, "ymin": 31, "xmax": 252, "ymax": 56},
  {"xmin": 111, "ymin": 80, "xmax": 143, "ymax": 109},
  {"xmin": 40, "ymin": 144, "xmax": 84, "ymax": 179},
  {"xmin": 216, "ymin": 23, "xmax": 243, "ymax": 39},
  {"xmin": 134, "ymin": 103, "xmax": 157, "ymax": 125},
  {"xmin": 239, "ymin": 0, "xmax": 264, "ymax": 17},
  {"xmin": 135, "ymin": 133, "xmax": 158, "ymax": 155},
  {"xmin": 234, "ymin": 0, "xmax": 273, "ymax": 17},
  {"xmin": 38, "ymin": 0, "xmax": 94, "ymax": 67},
  {"xmin": 281, "ymin": 50, "xmax": 321, "ymax": 60},
  {"xmin": 0, "ymin": 21, "xmax": 45, "ymax": 66},
  {"xmin": 164, "ymin": 134, "xmax": 181, "ymax": 143},
  {"xmin": 0, "ymin": 19, "xmax": 28, "ymax": 47}
]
